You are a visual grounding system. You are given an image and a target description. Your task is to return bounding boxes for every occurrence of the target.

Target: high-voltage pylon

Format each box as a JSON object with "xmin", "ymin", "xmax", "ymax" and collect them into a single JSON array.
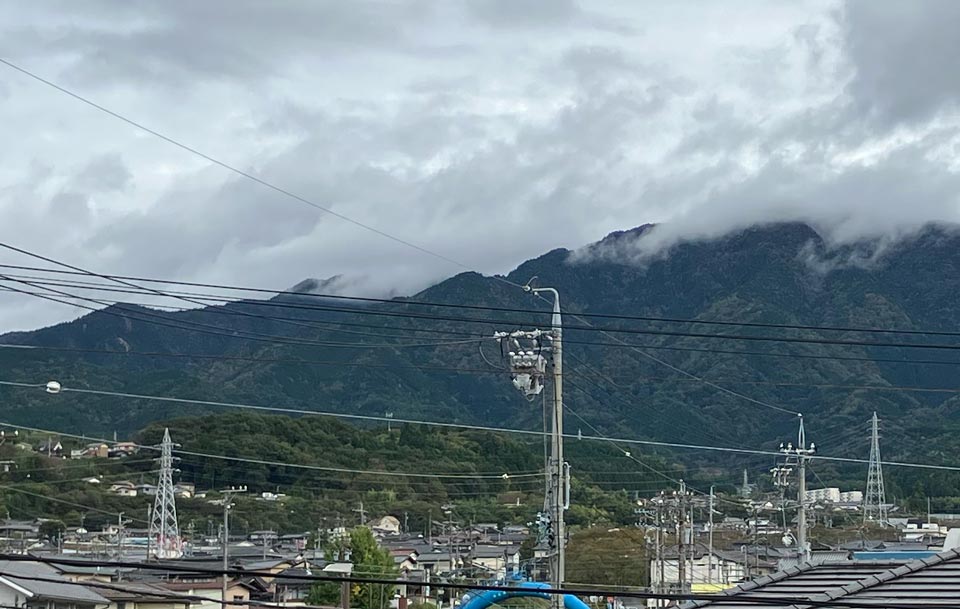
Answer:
[
  {"xmin": 864, "ymin": 412, "xmax": 888, "ymax": 526},
  {"xmin": 149, "ymin": 428, "xmax": 183, "ymax": 559}
]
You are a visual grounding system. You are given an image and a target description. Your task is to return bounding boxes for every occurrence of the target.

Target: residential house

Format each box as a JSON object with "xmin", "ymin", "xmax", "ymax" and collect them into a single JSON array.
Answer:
[
  {"xmin": 173, "ymin": 483, "xmax": 194, "ymax": 499},
  {"xmin": 389, "ymin": 549, "xmax": 419, "ymax": 574},
  {"xmin": 135, "ymin": 484, "xmax": 158, "ymax": 497},
  {"xmin": 81, "ymin": 444, "xmax": 110, "ymax": 459},
  {"xmin": 97, "ymin": 582, "xmax": 190, "ymax": 609},
  {"xmin": 650, "ymin": 543, "xmax": 775, "ymax": 594},
  {"xmin": 371, "ymin": 516, "xmax": 401, "ymax": 537},
  {"xmin": 271, "ymin": 568, "xmax": 315, "ymax": 606},
  {"xmin": 108, "ymin": 442, "xmax": 139, "ymax": 458},
  {"xmin": 163, "ymin": 579, "xmax": 258, "ymax": 609},
  {"xmin": 468, "ymin": 545, "xmax": 520, "ymax": 579},
  {"xmin": 108, "ymin": 482, "xmax": 137, "ymax": 498},
  {"xmin": 0, "ymin": 559, "xmax": 108, "ymax": 609},
  {"xmin": 34, "ymin": 440, "xmax": 64, "ymax": 457},
  {"xmin": 411, "ymin": 550, "xmax": 456, "ymax": 576}
]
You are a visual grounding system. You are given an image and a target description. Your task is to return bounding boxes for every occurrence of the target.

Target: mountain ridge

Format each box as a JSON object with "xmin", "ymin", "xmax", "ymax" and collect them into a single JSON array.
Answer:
[{"xmin": 2, "ymin": 221, "xmax": 960, "ymax": 497}]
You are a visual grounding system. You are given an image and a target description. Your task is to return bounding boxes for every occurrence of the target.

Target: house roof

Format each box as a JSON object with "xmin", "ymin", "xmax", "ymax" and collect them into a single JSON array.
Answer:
[
  {"xmin": 471, "ymin": 546, "xmax": 519, "ymax": 559},
  {"xmin": 164, "ymin": 578, "xmax": 258, "ymax": 592},
  {"xmin": 682, "ymin": 548, "xmax": 960, "ymax": 608},
  {"xmin": 0, "ymin": 560, "xmax": 109, "ymax": 605},
  {"xmin": 95, "ymin": 582, "xmax": 189, "ymax": 603}
]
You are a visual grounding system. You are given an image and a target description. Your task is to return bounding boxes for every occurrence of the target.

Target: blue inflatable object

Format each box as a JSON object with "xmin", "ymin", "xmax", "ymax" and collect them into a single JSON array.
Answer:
[{"xmin": 460, "ymin": 581, "xmax": 590, "ymax": 609}]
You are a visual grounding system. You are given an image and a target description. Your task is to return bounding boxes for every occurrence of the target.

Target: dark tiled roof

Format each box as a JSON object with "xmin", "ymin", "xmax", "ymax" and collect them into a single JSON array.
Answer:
[
  {"xmin": 682, "ymin": 548, "xmax": 960, "ymax": 608},
  {"xmin": 0, "ymin": 560, "xmax": 108, "ymax": 604}
]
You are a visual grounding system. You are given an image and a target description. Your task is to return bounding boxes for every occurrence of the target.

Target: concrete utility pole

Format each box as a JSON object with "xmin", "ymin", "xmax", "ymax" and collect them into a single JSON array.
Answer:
[
  {"xmin": 675, "ymin": 481, "xmax": 689, "ymax": 593},
  {"xmin": 116, "ymin": 513, "xmax": 126, "ymax": 560},
  {"xmin": 707, "ymin": 487, "xmax": 714, "ymax": 585},
  {"xmin": 220, "ymin": 486, "xmax": 247, "ymax": 606},
  {"xmin": 654, "ymin": 495, "xmax": 664, "ymax": 608},
  {"xmin": 533, "ymin": 285, "xmax": 565, "ymax": 605},
  {"xmin": 495, "ymin": 282, "xmax": 567, "ymax": 609},
  {"xmin": 780, "ymin": 415, "xmax": 815, "ymax": 563},
  {"xmin": 354, "ymin": 501, "xmax": 367, "ymax": 526}
]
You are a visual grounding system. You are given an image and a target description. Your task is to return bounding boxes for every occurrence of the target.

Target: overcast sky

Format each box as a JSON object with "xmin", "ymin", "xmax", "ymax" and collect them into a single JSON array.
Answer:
[{"xmin": 1, "ymin": 1, "xmax": 959, "ymax": 332}]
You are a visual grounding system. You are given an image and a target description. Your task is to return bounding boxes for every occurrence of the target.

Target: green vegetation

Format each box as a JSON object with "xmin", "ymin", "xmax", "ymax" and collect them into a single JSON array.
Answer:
[
  {"xmin": 566, "ymin": 527, "xmax": 648, "ymax": 588},
  {"xmin": 0, "ymin": 412, "xmax": 685, "ymax": 533},
  {"xmin": 308, "ymin": 527, "xmax": 396, "ymax": 609}
]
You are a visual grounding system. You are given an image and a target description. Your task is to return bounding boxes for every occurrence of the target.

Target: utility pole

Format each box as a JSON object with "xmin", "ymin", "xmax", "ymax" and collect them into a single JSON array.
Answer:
[
  {"xmin": 780, "ymin": 415, "xmax": 815, "ymax": 562},
  {"xmin": 864, "ymin": 412, "xmax": 888, "ymax": 526},
  {"xmin": 354, "ymin": 501, "xmax": 367, "ymax": 526},
  {"xmin": 220, "ymin": 486, "xmax": 247, "ymax": 606},
  {"xmin": 116, "ymin": 513, "xmax": 126, "ymax": 560},
  {"xmin": 145, "ymin": 505, "xmax": 152, "ymax": 562},
  {"xmin": 675, "ymin": 481, "xmax": 690, "ymax": 594},
  {"xmin": 495, "ymin": 281, "xmax": 566, "ymax": 609},
  {"xmin": 655, "ymin": 495, "xmax": 664, "ymax": 608},
  {"xmin": 707, "ymin": 487, "xmax": 714, "ymax": 585}
]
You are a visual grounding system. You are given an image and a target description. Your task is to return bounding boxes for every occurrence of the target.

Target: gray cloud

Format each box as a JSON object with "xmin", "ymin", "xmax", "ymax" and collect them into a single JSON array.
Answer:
[
  {"xmin": 1, "ymin": 0, "xmax": 959, "ymax": 332},
  {"xmin": 842, "ymin": 0, "xmax": 960, "ymax": 125}
]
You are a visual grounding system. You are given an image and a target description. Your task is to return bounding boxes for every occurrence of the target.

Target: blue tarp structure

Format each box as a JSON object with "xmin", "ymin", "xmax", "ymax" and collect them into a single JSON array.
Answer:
[{"xmin": 460, "ymin": 581, "xmax": 590, "ymax": 609}]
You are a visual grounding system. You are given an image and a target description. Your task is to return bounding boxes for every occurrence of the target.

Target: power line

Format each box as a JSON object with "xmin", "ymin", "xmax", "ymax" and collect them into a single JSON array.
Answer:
[
  {"xmin": 8, "ymin": 342, "xmax": 956, "ymax": 395},
  {"xmin": 0, "ymin": 275, "xmax": 489, "ymax": 350},
  {"xmin": 6, "ymin": 268, "xmax": 960, "ymax": 351},
  {"xmin": 0, "ymin": 60, "xmax": 475, "ymax": 273},
  {"xmin": 8, "ymin": 276, "xmax": 960, "ymax": 372},
  {"xmin": 0, "ymin": 483, "xmax": 148, "ymax": 524},
  {"xmin": 0, "ymin": 381, "xmax": 955, "ymax": 474},
  {"xmin": 3, "ymin": 262, "xmax": 959, "ymax": 340}
]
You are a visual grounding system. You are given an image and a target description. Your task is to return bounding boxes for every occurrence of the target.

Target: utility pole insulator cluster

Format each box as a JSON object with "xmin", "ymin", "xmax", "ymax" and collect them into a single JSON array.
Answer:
[
  {"xmin": 778, "ymin": 415, "xmax": 815, "ymax": 563},
  {"xmin": 494, "ymin": 330, "xmax": 549, "ymax": 397}
]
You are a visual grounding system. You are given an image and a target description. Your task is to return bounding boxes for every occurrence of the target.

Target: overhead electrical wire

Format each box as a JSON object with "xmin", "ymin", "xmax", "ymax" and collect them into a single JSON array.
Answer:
[
  {"xmin": 6, "ymin": 279, "xmax": 960, "ymax": 382},
  {"xmin": 2, "ymin": 262, "xmax": 959, "ymax": 340},
  {"xmin": 0, "ymin": 60, "xmax": 478, "ymax": 274},
  {"xmin": 6, "ymin": 270, "xmax": 960, "ymax": 352},
  {"xmin": 0, "ymin": 276, "xmax": 489, "ymax": 350},
  {"xmin": 0, "ymin": 381, "xmax": 955, "ymax": 474}
]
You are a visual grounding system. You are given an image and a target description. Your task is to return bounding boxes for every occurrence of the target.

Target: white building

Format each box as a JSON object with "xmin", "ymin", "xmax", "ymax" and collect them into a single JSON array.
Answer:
[
  {"xmin": 840, "ymin": 491, "xmax": 863, "ymax": 503},
  {"xmin": 804, "ymin": 488, "xmax": 841, "ymax": 503}
]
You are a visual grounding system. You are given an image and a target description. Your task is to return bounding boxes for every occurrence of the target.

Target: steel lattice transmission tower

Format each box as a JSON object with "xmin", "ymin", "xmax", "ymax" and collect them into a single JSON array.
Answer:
[
  {"xmin": 149, "ymin": 428, "xmax": 183, "ymax": 558},
  {"xmin": 864, "ymin": 412, "xmax": 888, "ymax": 526}
]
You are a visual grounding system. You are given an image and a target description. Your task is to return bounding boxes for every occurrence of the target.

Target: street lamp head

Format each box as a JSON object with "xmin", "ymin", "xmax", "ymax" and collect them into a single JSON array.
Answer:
[{"xmin": 45, "ymin": 380, "xmax": 62, "ymax": 394}]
